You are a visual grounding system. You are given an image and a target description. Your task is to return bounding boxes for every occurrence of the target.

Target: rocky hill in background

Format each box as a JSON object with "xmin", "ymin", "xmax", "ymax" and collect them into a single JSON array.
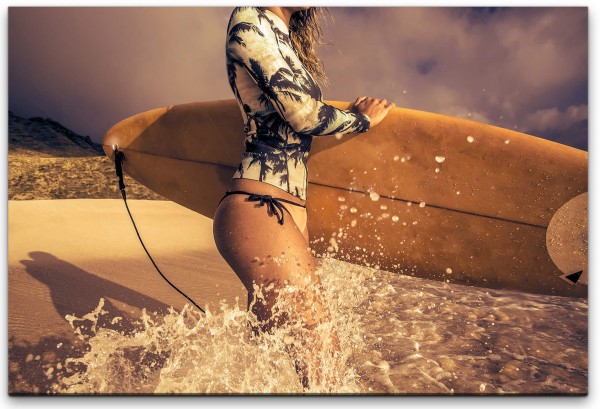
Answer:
[{"xmin": 8, "ymin": 111, "xmax": 167, "ymax": 201}]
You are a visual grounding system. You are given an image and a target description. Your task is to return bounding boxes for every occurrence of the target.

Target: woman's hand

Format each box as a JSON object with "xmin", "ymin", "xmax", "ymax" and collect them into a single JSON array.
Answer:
[{"xmin": 349, "ymin": 96, "xmax": 395, "ymax": 128}]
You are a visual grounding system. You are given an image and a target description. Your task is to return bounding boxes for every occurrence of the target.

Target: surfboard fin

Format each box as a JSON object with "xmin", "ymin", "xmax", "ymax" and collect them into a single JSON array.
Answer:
[{"xmin": 559, "ymin": 270, "xmax": 587, "ymax": 286}]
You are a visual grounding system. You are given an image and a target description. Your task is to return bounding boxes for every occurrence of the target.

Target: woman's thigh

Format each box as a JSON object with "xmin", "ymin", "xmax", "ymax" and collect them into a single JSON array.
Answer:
[
  {"xmin": 213, "ymin": 194, "xmax": 325, "ymax": 330},
  {"xmin": 213, "ymin": 194, "xmax": 317, "ymax": 292}
]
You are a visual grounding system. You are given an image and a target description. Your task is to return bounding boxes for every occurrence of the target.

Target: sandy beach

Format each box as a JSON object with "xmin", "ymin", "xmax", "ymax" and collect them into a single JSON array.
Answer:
[
  {"xmin": 8, "ymin": 198, "xmax": 588, "ymax": 395},
  {"xmin": 8, "ymin": 198, "xmax": 246, "ymax": 393}
]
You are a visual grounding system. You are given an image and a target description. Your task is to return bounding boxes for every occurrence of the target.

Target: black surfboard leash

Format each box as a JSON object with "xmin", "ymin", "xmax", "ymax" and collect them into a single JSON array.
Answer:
[{"xmin": 112, "ymin": 145, "xmax": 205, "ymax": 314}]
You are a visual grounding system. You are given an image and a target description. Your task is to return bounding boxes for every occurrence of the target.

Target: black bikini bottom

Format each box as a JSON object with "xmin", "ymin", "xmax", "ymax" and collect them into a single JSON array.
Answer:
[{"xmin": 218, "ymin": 190, "xmax": 306, "ymax": 225}]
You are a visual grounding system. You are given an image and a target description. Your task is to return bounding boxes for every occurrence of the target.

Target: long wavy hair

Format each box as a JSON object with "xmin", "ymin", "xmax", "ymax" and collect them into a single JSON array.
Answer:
[{"xmin": 289, "ymin": 8, "xmax": 334, "ymax": 87}]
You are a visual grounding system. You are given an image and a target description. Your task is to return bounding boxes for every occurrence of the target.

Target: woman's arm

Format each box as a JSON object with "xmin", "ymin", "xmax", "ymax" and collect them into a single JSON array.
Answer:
[{"xmin": 227, "ymin": 19, "xmax": 371, "ymax": 136}]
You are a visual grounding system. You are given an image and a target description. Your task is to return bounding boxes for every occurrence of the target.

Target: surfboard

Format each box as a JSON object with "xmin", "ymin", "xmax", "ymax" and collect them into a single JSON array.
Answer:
[{"xmin": 102, "ymin": 99, "xmax": 588, "ymax": 298}]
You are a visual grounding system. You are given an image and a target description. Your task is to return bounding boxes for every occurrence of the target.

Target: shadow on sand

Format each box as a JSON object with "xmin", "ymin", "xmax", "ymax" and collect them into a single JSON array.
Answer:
[{"xmin": 10, "ymin": 251, "xmax": 174, "ymax": 394}]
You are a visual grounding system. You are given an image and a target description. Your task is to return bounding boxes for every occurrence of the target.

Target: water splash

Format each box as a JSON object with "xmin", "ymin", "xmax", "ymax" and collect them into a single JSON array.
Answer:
[
  {"xmin": 44, "ymin": 256, "xmax": 587, "ymax": 395},
  {"xmin": 51, "ymin": 258, "xmax": 377, "ymax": 394}
]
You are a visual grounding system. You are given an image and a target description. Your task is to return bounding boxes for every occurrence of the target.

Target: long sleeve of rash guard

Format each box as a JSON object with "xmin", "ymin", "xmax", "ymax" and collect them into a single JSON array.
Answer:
[{"xmin": 226, "ymin": 9, "xmax": 371, "ymax": 137}]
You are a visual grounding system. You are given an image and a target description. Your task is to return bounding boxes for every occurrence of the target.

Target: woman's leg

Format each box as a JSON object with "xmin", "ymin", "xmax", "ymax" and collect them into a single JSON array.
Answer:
[{"xmin": 213, "ymin": 194, "xmax": 338, "ymax": 389}]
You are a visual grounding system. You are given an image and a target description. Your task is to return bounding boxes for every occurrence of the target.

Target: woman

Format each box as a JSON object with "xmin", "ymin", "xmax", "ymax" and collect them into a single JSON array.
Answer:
[{"xmin": 213, "ymin": 6, "xmax": 394, "ymax": 390}]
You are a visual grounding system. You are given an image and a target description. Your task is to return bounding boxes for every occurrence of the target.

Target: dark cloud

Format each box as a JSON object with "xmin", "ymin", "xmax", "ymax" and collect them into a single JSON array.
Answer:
[
  {"xmin": 416, "ymin": 57, "xmax": 438, "ymax": 75},
  {"xmin": 8, "ymin": 6, "xmax": 587, "ymax": 151}
]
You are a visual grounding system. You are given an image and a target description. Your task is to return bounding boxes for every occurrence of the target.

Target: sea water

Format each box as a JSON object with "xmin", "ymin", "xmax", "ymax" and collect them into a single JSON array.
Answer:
[{"xmin": 48, "ymin": 256, "xmax": 587, "ymax": 395}]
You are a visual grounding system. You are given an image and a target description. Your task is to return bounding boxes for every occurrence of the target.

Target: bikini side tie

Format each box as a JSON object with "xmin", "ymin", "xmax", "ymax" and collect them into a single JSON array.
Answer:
[{"xmin": 247, "ymin": 193, "xmax": 287, "ymax": 225}]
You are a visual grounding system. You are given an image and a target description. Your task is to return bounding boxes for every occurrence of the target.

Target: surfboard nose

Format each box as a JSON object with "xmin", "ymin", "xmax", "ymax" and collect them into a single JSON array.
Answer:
[
  {"xmin": 102, "ymin": 105, "xmax": 173, "ymax": 162},
  {"xmin": 101, "ymin": 139, "xmax": 117, "ymax": 162},
  {"xmin": 102, "ymin": 121, "xmax": 126, "ymax": 162}
]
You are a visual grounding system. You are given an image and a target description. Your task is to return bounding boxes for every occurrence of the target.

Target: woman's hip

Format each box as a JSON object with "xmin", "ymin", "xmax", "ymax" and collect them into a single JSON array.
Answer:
[{"xmin": 212, "ymin": 191, "xmax": 314, "ymax": 289}]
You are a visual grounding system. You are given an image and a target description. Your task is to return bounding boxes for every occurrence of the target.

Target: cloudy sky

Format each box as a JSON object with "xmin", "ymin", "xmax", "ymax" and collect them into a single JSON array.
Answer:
[{"xmin": 8, "ymin": 6, "xmax": 588, "ymax": 150}]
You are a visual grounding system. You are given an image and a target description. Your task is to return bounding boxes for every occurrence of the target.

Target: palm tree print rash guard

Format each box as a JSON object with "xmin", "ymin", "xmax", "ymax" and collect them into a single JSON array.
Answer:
[{"xmin": 225, "ymin": 7, "xmax": 371, "ymax": 201}]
